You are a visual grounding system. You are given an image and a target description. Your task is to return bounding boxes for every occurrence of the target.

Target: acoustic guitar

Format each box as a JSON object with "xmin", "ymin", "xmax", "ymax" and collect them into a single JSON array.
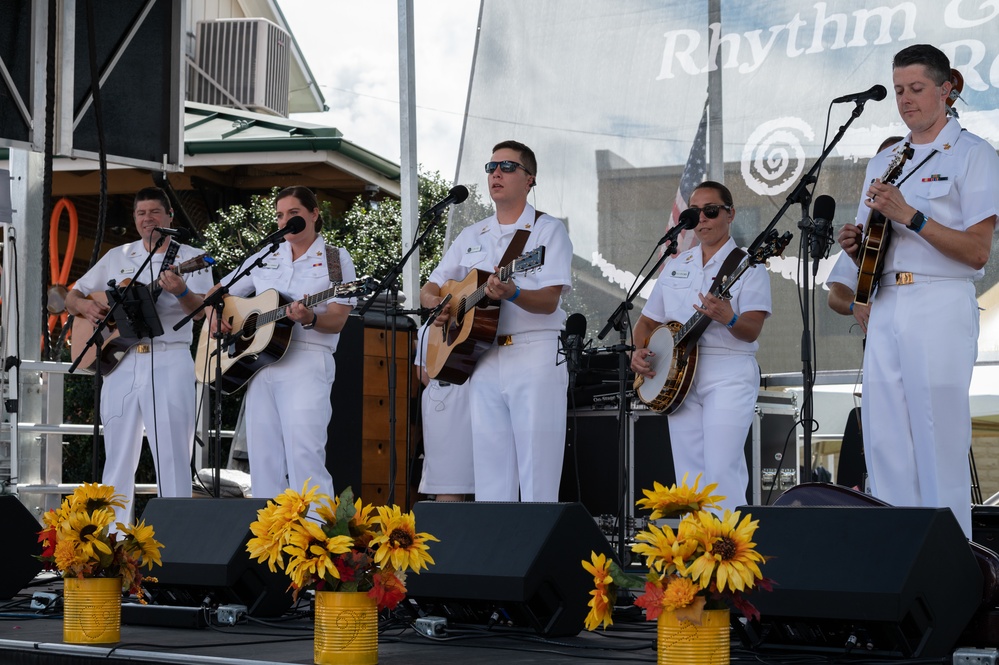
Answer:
[
  {"xmin": 635, "ymin": 230, "xmax": 792, "ymax": 414},
  {"xmin": 853, "ymin": 67, "xmax": 963, "ymax": 305},
  {"xmin": 70, "ymin": 252, "xmax": 213, "ymax": 376},
  {"xmin": 195, "ymin": 277, "xmax": 375, "ymax": 394},
  {"xmin": 425, "ymin": 247, "xmax": 545, "ymax": 384}
]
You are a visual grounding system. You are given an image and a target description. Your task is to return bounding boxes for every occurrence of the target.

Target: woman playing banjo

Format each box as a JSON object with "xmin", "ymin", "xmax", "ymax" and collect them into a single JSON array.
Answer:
[{"xmin": 630, "ymin": 180, "xmax": 772, "ymax": 512}]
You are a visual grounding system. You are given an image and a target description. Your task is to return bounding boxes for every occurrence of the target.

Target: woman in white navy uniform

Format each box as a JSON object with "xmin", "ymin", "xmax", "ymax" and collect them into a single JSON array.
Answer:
[
  {"xmin": 212, "ymin": 186, "xmax": 357, "ymax": 501},
  {"xmin": 414, "ymin": 323, "xmax": 474, "ymax": 501},
  {"xmin": 630, "ymin": 181, "xmax": 772, "ymax": 512},
  {"xmin": 837, "ymin": 44, "xmax": 999, "ymax": 537}
]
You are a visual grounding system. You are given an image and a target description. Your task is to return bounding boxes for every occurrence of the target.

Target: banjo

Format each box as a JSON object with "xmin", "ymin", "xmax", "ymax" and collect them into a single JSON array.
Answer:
[{"xmin": 635, "ymin": 230, "xmax": 792, "ymax": 414}]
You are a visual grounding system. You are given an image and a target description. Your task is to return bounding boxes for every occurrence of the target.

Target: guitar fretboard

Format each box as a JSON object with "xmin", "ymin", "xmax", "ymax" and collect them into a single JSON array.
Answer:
[
  {"xmin": 673, "ymin": 257, "xmax": 752, "ymax": 345},
  {"xmin": 243, "ymin": 283, "xmax": 360, "ymax": 332}
]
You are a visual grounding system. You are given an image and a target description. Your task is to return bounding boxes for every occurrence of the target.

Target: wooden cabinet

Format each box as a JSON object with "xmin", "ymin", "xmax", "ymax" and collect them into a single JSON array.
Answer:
[{"xmin": 329, "ymin": 316, "xmax": 417, "ymax": 508}]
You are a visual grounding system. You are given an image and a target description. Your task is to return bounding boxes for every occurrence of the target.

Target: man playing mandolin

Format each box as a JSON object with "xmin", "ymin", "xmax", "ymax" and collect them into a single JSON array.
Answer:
[
  {"xmin": 419, "ymin": 140, "xmax": 573, "ymax": 502},
  {"xmin": 837, "ymin": 45, "xmax": 999, "ymax": 538},
  {"xmin": 65, "ymin": 186, "xmax": 213, "ymax": 525},
  {"xmin": 630, "ymin": 181, "xmax": 772, "ymax": 513}
]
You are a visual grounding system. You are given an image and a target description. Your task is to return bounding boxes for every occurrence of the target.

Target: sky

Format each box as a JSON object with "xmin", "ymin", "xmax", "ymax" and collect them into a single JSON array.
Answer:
[{"xmin": 279, "ymin": 0, "xmax": 481, "ymax": 182}]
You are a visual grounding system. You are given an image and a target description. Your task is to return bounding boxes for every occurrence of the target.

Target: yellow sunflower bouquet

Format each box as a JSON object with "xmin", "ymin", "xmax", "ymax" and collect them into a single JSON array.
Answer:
[
  {"xmin": 582, "ymin": 474, "xmax": 772, "ymax": 631},
  {"xmin": 246, "ymin": 482, "xmax": 437, "ymax": 611},
  {"xmin": 36, "ymin": 483, "xmax": 163, "ymax": 600}
]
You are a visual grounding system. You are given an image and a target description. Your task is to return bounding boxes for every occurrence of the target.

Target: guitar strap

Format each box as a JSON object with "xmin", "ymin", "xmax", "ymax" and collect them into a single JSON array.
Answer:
[
  {"xmin": 324, "ymin": 244, "xmax": 343, "ymax": 283},
  {"xmin": 496, "ymin": 210, "xmax": 544, "ymax": 268},
  {"xmin": 150, "ymin": 240, "xmax": 181, "ymax": 301},
  {"xmin": 685, "ymin": 246, "xmax": 748, "ymax": 343}
]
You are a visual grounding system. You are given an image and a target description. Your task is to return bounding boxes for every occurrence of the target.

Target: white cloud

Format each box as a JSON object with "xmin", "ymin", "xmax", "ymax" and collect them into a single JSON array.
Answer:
[{"xmin": 280, "ymin": 0, "xmax": 479, "ymax": 180}]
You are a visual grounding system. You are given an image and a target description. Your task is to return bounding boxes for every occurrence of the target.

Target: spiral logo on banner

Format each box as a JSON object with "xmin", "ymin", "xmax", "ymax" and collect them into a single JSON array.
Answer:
[{"xmin": 741, "ymin": 118, "xmax": 815, "ymax": 196}]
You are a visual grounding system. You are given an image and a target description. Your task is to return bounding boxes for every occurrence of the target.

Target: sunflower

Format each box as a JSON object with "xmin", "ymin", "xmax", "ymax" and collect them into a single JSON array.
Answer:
[
  {"xmin": 68, "ymin": 482, "xmax": 127, "ymax": 515},
  {"xmin": 370, "ymin": 506, "xmax": 437, "ymax": 573},
  {"xmin": 632, "ymin": 522, "xmax": 697, "ymax": 574},
  {"xmin": 120, "ymin": 519, "xmax": 164, "ymax": 570},
  {"xmin": 684, "ymin": 510, "xmax": 765, "ymax": 594},
  {"xmin": 635, "ymin": 473, "xmax": 724, "ymax": 519},
  {"xmin": 581, "ymin": 552, "xmax": 615, "ymax": 630},
  {"xmin": 59, "ymin": 508, "xmax": 116, "ymax": 563},
  {"xmin": 283, "ymin": 519, "xmax": 354, "ymax": 590}
]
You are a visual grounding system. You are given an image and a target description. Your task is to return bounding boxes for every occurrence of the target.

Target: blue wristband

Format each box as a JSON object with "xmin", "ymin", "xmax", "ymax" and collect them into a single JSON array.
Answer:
[
  {"xmin": 849, "ymin": 302, "xmax": 854, "ymax": 313},
  {"xmin": 726, "ymin": 314, "xmax": 738, "ymax": 329},
  {"xmin": 507, "ymin": 285, "xmax": 521, "ymax": 302},
  {"xmin": 177, "ymin": 286, "xmax": 189, "ymax": 298}
]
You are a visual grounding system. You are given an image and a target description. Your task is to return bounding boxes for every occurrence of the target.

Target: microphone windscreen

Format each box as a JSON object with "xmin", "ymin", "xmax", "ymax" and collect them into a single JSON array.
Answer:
[
  {"xmin": 449, "ymin": 185, "xmax": 469, "ymax": 204},
  {"xmin": 286, "ymin": 216, "xmax": 307, "ymax": 234},
  {"xmin": 870, "ymin": 84, "xmax": 888, "ymax": 101},
  {"xmin": 813, "ymin": 194, "xmax": 836, "ymax": 222},
  {"xmin": 679, "ymin": 206, "xmax": 701, "ymax": 229},
  {"xmin": 566, "ymin": 312, "xmax": 586, "ymax": 337}
]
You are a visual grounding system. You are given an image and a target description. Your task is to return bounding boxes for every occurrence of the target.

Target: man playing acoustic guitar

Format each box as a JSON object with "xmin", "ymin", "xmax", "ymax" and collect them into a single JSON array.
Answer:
[
  {"xmin": 630, "ymin": 181, "xmax": 772, "ymax": 513},
  {"xmin": 837, "ymin": 44, "xmax": 999, "ymax": 537},
  {"xmin": 66, "ymin": 187, "xmax": 213, "ymax": 525},
  {"xmin": 419, "ymin": 140, "xmax": 573, "ymax": 502}
]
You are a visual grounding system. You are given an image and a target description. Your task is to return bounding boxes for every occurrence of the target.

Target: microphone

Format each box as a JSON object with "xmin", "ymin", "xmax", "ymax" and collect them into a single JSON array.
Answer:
[
  {"xmin": 832, "ymin": 84, "xmax": 887, "ymax": 104},
  {"xmin": 426, "ymin": 293, "xmax": 452, "ymax": 328},
  {"xmin": 421, "ymin": 185, "xmax": 469, "ymax": 220},
  {"xmin": 563, "ymin": 312, "xmax": 586, "ymax": 376},
  {"xmin": 810, "ymin": 194, "xmax": 836, "ymax": 276},
  {"xmin": 153, "ymin": 227, "xmax": 190, "ymax": 241},
  {"xmin": 656, "ymin": 207, "xmax": 700, "ymax": 246},
  {"xmin": 255, "ymin": 216, "xmax": 306, "ymax": 249}
]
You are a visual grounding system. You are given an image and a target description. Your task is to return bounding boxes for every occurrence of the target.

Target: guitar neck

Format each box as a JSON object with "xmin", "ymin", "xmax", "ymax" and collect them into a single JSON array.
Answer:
[
  {"xmin": 465, "ymin": 257, "xmax": 520, "ymax": 309},
  {"xmin": 674, "ymin": 257, "xmax": 752, "ymax": 345},
  {"xmin": 254, "ymin": 284, "xmax": 354, "ymax": 328}
]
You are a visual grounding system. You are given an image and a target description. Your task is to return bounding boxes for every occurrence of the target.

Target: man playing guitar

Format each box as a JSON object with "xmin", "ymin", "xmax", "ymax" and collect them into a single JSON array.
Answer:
[
  {"xmin": 630, "ymin": 181, "xmax": 772, "ymax": 512},
  {"xmin": 837, "ymin": 44, "xmax": 999, "ymax": 538},
  {"xmin": 419, "ymin": 140, "xmax": 573, "ymax": 502}
]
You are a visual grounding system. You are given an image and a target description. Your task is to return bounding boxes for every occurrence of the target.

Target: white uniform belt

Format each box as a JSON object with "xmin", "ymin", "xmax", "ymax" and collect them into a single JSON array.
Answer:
[
  {"xmin": 882, "ymin": 272, "xmax": 973, "ymax": 287},
  {"xmin": 698, "ymin": 346, "xmax": 754, "ymax": 356},
  {"xmin": 289, "ymin": 339, "xmax": 334, "ymax": 353},
  {"xmin": 495, "ymin": 330, "xmax": 560, "ymax": 346},
  {"xmin": 133, "ymin": 341, "xmax": 189, "ymax": 354}
]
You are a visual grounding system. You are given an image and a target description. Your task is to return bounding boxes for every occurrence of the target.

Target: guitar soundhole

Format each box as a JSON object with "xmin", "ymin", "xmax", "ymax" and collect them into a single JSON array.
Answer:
[
  {"xmin": 455, "ymin": 299, "xmax": 467, "ymax": 327},
  {"xmin": 242, "ymin": 313, "xmax": 259, "ymax": 339}
]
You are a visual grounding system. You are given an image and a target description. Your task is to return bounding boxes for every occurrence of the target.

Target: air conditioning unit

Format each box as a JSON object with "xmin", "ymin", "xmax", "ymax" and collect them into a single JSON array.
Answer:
[{"xmin": 191, "ymin": 19, "xmax": 290, "ymax": 117}]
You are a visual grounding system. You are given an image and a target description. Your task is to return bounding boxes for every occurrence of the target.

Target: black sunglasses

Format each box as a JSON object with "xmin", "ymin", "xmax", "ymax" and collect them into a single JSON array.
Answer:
[
  {"xmin": 485, "ymin": 160, "xmax": 533, "ymax": 175},
  {"xmin": 686, "ymin": 204, "xmax": 732, "ymax": 219}
]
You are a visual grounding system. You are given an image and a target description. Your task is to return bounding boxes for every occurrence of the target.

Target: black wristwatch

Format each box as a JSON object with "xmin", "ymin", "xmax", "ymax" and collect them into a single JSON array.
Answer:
[
  {"xmin": 908, "ymin": 210, "xmax": 927, "ymax": 233},
  {"xmin": 302, "ymin": 312, "xmax": 318, "ymax": 330}
]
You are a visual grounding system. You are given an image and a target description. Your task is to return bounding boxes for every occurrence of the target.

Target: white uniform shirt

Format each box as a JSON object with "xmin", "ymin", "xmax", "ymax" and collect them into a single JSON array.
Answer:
[
  {"xmin": 74, "ymin": 240, "xmax": 214, "ymax": 344},
  {"xmin": 855, "ymin": 117, "xmax": 999, "ymax": 279},
  {"xmin": 826, "ymin": 250, "xmax": 859, "ymax": 290},
  {"xmin": 223, "ymin": 236, "xmax": 357, "ymax": 352},
  {"xmin": 642, "ymin": 236, "xmax": 772, "ymax": 353},
  {"xmin": 429, "ymin": 204, "xmax": 572, "ymax": 335}
]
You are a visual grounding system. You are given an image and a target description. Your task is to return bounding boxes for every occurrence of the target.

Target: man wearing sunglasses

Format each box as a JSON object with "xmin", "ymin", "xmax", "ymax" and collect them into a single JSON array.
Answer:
[
  {"xmin": 420, "ymin": 140, "xmax": 573, "ymax": 502},
  {"xmin": 630, "ymin": 181, "xmax": 772, "ymax": 512}
]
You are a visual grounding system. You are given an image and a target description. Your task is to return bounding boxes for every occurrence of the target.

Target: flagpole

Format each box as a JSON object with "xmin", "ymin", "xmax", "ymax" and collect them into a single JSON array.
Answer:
[{"xmin": 707, "ymin": 0, "xmax": 724, "ymax": 183}]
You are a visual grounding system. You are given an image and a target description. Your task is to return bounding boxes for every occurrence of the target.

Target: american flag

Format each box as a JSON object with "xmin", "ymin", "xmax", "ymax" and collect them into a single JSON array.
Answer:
[{"xmin": 664, "ymin": 99, "xmax": 709, "ymax": 256}]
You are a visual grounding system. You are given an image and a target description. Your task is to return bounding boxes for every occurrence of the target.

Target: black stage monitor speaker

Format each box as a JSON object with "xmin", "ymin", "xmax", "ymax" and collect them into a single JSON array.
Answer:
[
  {"xmin": 141, "ymin": 498, "xmax": 293, "ymax": 617},
  {"xmin": 407, "ymin": 501, "xmax": 614, "ymax": 637},
  {"xmin": 0, "ymin": 496, "xmax": 43, "ymax": 599},
  {"xmin": 735, "ymin": 505, "xmax": 982, "ymax": 659}
]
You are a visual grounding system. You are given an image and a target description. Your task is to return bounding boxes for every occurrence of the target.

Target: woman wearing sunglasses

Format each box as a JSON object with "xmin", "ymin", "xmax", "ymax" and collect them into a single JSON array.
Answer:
[
  {"xmin": 420, "ymin": 140, "xmax": 573, "ymax": 503},
  {"xmin": 630, "ymin": 181, "xmax": 772, "ymax": 512}
]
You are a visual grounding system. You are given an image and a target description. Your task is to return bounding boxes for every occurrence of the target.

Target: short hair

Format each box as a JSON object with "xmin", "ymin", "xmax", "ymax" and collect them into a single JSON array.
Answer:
[
  {"xmin": 133, "ymin": 187, "xmax": 171, "ymax": 212},
  {"xmin": 492, "ymin": 140, "xmax": 537, "ymax": 177},
  {"xmin": 275, "ymin": 185, "xmax": 322, "ymax": 232},
  {"xmin": 893, "ymin": 44, "xmax": 950, "ymax": 86},
  {"xmin": 877, "ymin": 135, "xmax": 905, "ymax": 153},
  {"xmin": 691, "ymin": 180, "xmax": 734, "ymax": 207}
]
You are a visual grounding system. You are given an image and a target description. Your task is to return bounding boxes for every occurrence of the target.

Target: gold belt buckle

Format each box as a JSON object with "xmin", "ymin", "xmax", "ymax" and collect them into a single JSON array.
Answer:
[
  {"xmin": 896, "ymin": 272, "xmax": 914, "ymax": 286},
  {"xmin": 135, "ymin": 344, "xmax": 151, "ymax": 354},
  {"xmin": 497, "ymin": 335, "xmax": 513, "ymax": 346}
]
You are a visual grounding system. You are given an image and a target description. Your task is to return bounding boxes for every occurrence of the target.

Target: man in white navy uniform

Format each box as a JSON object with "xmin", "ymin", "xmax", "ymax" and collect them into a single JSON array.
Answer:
[
  {"xmin": 420, "ymin": 140, "xmax": 573, "ymax": 502},
  {"xmin": 630, "ymin": 181, "xmax": 772, "ymax": 513},
  {"xmin": 838, "ymin": 44, "xmax": 999, "ymax": 537},
  {"xmin": 66, "ymin": 187, "xmax": 213, "ymax": 524}
]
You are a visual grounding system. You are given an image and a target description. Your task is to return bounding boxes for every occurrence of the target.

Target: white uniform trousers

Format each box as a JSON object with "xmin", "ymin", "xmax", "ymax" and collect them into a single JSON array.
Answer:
[
  {"xmin": 470, "ymin": 334, "xmax": 568, "ymax": 502},
  {"xmin": 419, "ymin": 381, "xmax": 474, "ymax": 495},
  {"xmin": 244, "ymin": 344, "xmax": 336, "ymax": 501},
  {"xmin": 100, "ymin": 347, "xmax": 196, "ymax": 525},
  {"xmin": 667, "ymin": 352, "xmax": 759, "ymax": 513},
  {"xmin": 863, "ymin": 279, "xmax": 977, "ymax": 537}
]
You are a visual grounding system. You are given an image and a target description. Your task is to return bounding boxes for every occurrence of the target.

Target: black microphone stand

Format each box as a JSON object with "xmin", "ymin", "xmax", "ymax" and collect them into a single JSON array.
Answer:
[
  {"xmin": 745, "ymin": 98, "xmax": 870, "ymax": 486},
  {"xmin": 356, "ymin": 208, "xmax": 449, "ymax": 508},
  {"xmin": 174, "ymin": 241, "xmax": 283, "ymax": 499},
  {"xmin": 595, "ymin": 233, "xmax": 684, "ymax": 566}
]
